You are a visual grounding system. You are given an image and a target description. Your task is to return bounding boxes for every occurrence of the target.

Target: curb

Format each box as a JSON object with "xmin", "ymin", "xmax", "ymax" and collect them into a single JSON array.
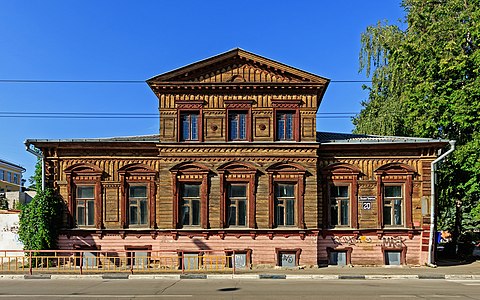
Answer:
[{"xmin": 0, "ymin": 274, "xmax": 478, "ymax": 280}]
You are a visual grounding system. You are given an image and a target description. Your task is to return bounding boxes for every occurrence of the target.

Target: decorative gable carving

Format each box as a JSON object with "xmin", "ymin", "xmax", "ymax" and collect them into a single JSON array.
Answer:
[{"xmin": 147, "ymin": 49, "xmax": 329, "ymax": 85}]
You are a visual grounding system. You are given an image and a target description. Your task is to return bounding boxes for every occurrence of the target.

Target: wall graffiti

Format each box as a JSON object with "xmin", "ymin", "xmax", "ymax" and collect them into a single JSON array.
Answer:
[
  {"xmin": 380, "ymin": 236, "xmax": 405, "ymax": 248},
  {"xmin": 330, "ymin": 235, "xmax": 405, "ymax": 248},
  {"xmin": 331, "ymin": 236, "xmax": 372, "ymax": 246}
]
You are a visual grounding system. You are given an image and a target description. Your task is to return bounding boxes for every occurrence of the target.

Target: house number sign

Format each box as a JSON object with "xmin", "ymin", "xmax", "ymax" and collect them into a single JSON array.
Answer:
[{"xmin": 359, "ymin": 196, "xmax": 375, "ymax": 210}]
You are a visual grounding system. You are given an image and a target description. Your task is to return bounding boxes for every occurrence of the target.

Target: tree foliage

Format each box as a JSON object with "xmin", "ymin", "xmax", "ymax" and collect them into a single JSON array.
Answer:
[
  {"xmin": 18, "ymin": 159, "xmax": 63, "ymax": 252},
  {"xmin": 354, "ymin": 0, "xmax": 480, "ymax": 236}
]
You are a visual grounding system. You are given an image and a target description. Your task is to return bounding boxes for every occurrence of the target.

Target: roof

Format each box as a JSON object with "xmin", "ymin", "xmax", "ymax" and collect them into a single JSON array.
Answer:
[
  {"xmin": 26, "ymin": 132, "xmax": 448, "ymax": 146},
  {"xmin": 25, "ymin": 134, "xmax": 160, "ymax": 144},
  {"xmin": 0, "ymin": 159, "xmax": 26, "ymax": 172},
  {"xmin": 146, "ymin": 48, "xmax": 330, "ymax": 84},
  {"xmin": 317, "ymin": 132, "xmax": 449, "ymax": 145}
]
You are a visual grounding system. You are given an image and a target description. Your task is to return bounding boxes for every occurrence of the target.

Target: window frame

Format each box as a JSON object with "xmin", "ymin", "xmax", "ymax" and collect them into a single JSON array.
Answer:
[
  {"xmin": 321, "ymin": 163, "xmax": 362, "ymax": 230},
  {"xmin": 118, "ymin": 163, "xmax": 157, "ymax": 229},
  {"xmin": 329, "ymin": 184, "xmax": 351, "ymax": 227},
  {"xmin": 75, "ymin": 185, "xmax": 96, "ymax": 227},
  {"xmin": 171, "ymin": 163, "xmax": 210, "ymax": 229},
  {"xmin": 382, "ymin": 184, "xmax": 404, "ymax": 227},
  {"xmin": 375, "ymin": 163, "xmax": 414, "ymax": 229},
  {"xmin": 179, "ymin": 111, "xmax": 200, "ymax": 142},
  {"xmin": 226, "ymin": 183, "xmax": 248, "ymax": 227},
  {"xmin": 272, "ymin": 100, "xmax": 301, "ymax": 142},
  {"xmin": 327, "ymin": 247, "xmax": 353, "ymax": 266},
  {"xmin": 128, "ymin": 184, "xmax": 149, "ymax": 228},
  {"xmin": 274, "ymin": 183, "xmax": 297, "ymax": 227},
  {"xmin": 275, "ymin": 248, "xmax": 302, "ymax": 267},
  {"xmin": 65, "ymin": 163, "xmax": 103, "ymax": 229},
  {"xmin": 179, "ymin": 183, "xmax": 201, "ymax": 227},
  {"xmin": 218, "ymin": 162, "xmax": 257, "ymax": 229},
  {"xmin": 227, "ymin": 110, "xmax": 249, "ymax": 141},
  {"xmin": 266, "ymin": 162, "xmax": 306, "ymax": 229}
]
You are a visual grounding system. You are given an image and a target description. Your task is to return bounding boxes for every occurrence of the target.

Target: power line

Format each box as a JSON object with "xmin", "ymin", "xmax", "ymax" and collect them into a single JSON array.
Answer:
[
  {"xmin": 0, "ymin": 111, "xmax": 356, "ymax": 120},
  {"xmin": 0, "ymin": 79, "xmax": 372, "ymax": 84}
]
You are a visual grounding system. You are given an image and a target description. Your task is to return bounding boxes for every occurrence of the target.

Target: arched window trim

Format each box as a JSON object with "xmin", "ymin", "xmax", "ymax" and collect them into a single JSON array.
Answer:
[
  {"xmin": 118, "ymin": 163, "xmax": 157, "ymax": 229},
  {"xmin": 375, "ymin": 163, "xmax": 416, "ymax": 229},
  {"xmin": 217, "ymin": 161, "xmax": 258, "ymax": 229},
  {"xmin": 321, "ymin": 163, "xmax": 361, "ymax": 229},
  {"xmin": 170, "ymin": 162, "xmax": 210, "ymax": 229},
  {"xmin": 65, "ymin": 163, "xmax": 103, "ymax": 229},
  {"xmin": 266, "ymin": 162, "xmax": 307, "ymax": 229}
]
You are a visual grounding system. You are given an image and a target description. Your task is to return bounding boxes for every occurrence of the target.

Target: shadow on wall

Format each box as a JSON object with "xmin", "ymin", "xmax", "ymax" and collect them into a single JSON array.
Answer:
[{"xmin": 192, "ymin": 238, "xmax": 212, "ymax": 251}]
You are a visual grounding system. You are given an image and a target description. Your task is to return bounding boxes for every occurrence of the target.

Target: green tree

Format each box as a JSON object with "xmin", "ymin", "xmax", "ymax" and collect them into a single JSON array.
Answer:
[
  {"xmin": 18, "ymin": 159, "xmax": 63, "ymax": 252},
  {"xmin": 28, "ymin": 156, "xmax": 43, "ymax": 191},
  {"xmin": 354, "ymin": 0, "xmax": 480, "ymax": 244}
]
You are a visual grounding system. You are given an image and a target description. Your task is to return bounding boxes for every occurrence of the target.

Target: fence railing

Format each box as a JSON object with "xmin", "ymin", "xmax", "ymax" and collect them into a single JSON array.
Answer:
[{"xmin": 0, "ymin": 250, "xmax": 244, "ymax": 275}]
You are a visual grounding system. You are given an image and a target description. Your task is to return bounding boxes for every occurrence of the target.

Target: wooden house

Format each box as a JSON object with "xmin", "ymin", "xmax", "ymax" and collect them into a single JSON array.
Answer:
[{"xmin": 26, "ymin": 49, "xmax": 448, "ymax": 267}]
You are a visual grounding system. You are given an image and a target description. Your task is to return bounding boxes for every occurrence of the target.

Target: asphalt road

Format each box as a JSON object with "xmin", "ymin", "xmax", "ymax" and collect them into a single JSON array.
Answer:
[{"xmin": 0, "ymin": 279, "xmax": 479, "ymax": 300}]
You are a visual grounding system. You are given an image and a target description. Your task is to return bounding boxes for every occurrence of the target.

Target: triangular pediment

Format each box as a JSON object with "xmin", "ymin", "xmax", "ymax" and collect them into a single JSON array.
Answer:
[{"xmin": 147, "ymin": 48, "xmax": 329, "ymax": 84}]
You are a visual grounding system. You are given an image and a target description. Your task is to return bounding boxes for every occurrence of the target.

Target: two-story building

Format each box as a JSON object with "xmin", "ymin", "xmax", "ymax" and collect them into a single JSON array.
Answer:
[
  {"xmin": 26, "ymin": 49, "xmax": 448, "ymax": 267},
  {"xmin": 0, "ymin": 159, "xmax": 25, "ymax": 194}
]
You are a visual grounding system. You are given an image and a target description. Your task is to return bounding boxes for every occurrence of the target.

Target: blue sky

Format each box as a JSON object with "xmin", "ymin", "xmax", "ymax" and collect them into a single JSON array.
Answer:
[{"xmin": 0, "ymin": 1, "xmax": 406, "ymax": 180}]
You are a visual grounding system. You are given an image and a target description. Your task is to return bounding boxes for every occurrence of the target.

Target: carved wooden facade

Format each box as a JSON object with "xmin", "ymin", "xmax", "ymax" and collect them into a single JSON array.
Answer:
[{"xmin": 27, "ymin": 49, "xmax": 448, "ymax": 267}]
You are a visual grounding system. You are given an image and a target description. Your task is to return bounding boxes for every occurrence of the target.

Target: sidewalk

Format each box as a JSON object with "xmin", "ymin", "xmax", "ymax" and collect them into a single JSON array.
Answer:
[{"xmin": 1, "ymin": 260, "xmax": 478, "ymax": 280}]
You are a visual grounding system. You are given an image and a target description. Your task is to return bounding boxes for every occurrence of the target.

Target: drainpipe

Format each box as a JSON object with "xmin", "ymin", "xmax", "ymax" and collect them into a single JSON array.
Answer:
[
  {"xmin": 428, "ymin": 140, "xmax": 456, "ymax": 267},
  {"xmin": 25, "ymin": 142, "xmax": 45, "ymax": 191}
]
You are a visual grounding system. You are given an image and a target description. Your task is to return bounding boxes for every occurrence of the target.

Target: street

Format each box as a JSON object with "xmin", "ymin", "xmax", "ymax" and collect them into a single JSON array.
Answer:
[{"xmin": 0, "ymin": 279, "xmax": 478, "ymax": 299}]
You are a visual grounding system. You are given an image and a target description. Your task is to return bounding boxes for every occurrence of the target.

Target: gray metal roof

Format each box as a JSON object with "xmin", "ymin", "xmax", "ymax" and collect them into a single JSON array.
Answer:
[
  {"xmin": 25, "ymin": 132, "xmax": 448, "ymax": 146},
  {"xmin": 25, "ymin": 134, "xmax": 160, "ymax": 144},
  {"xmin": 316, "ymin": 131, "xmax": 448, "ymax": 144}
]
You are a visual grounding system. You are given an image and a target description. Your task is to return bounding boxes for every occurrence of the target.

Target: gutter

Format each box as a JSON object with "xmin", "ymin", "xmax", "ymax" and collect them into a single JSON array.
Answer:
[
  {"xmin": 24, "ymin": 141, "xmax": 44, "ymax": 191},
  {"xmin": 428, "ymin": 140, "xmax": 456, "ymax": 266}
]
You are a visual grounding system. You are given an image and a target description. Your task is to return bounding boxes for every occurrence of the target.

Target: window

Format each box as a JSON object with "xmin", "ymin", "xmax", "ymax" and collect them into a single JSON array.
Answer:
[
  {"xmin": 276, "ymin": 248, "xmax": 301, "ymax": 267},
  {"xmin": 330, "ymin": 185, "xmax": 349, "ymax": 227},
  {"xmin": 228, "ymin": 111, "xmax": 247, "ymax": 141},
  {"xmin": 7, "ymin": 172, "xmax": 12, "ymax": 183},
  {"xmin": 276, "ymin": 112, "xmax": 294, "ymax": 141},
  {"xmin": 275, "ymin": 184, "xmax": 295, "ymax": 226},
  {"xmin": 75, "ymin": 186, "xmax": 95, "ymax": 227},
  {"xmin": 180, "ymin": 112, "xmax": 199, "ymax": 141},
  {"xmin": 0, "ymin": 170, "xmax": 4, "ymax": 181},
  {"xmin": 129, "ymin": 186, "xmax": 148, "ymax": 226},
  {"xmin": 383, "ymin": 185, "xmax": 403, "ymax": 226},
  {"xmin": 180, "ymin": 184, "xmax": 201, "ymax": 226},
  {"xmin": 13, "ymin": 174, "xmax": 19, "ymax": 184},
  {"xmin": 385, "ymin": 251, "xmax": 401, "ymax": 265},
  {"xmin": 329, "ymin": 251, "xmax": 347, "ymax": 266},
  {"xmin": 227, "ymin": 184, "xmax": 247, "ymax": 227}
]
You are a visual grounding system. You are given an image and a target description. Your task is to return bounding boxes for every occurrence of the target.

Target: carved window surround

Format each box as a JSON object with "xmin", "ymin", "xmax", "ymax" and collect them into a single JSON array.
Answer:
[
  {"xmin": 224, "ymin": 100, "xmax": 254, "ymax": 142},
  {"xmin": 65, "ymin": 163, "xmax": 104, "ymax": 229},
  {"xmin": 218, "ymin": 162, "xmax": 258, "ymax": 229},
  {"xmin": 266, "ymin": 162, "xmax": 307, "ymax": 229},
  {"xmin": 170, "ymin": 162, "xmax": 210, "ymax": 229},
  {"xmin": 321, "ymin": 163, "xmax": 361, "ymax": 230},
  {"xmin": 375, "ymin": 163, "xmax": 415, "ymax": 229},
  {"xmin": 176, "ymin": 100, "xmax": 204, "ymax": 142},
  {"xmin": 272, "ymin": 100, "xmax": 301, "ymax": 142},
  {"xmin": 118, "ymin": 163, "xmax": 158, "ymax": 229}
]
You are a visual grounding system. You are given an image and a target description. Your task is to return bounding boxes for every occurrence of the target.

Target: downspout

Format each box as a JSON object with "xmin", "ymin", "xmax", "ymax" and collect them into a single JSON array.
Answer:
[
  {"xmin": 25, "ymin": 141, "xmax": 45, "ymax": 191},
  {"xmin": 428, "ymin": 140, "xmax": 456, "ymax": 267}
]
